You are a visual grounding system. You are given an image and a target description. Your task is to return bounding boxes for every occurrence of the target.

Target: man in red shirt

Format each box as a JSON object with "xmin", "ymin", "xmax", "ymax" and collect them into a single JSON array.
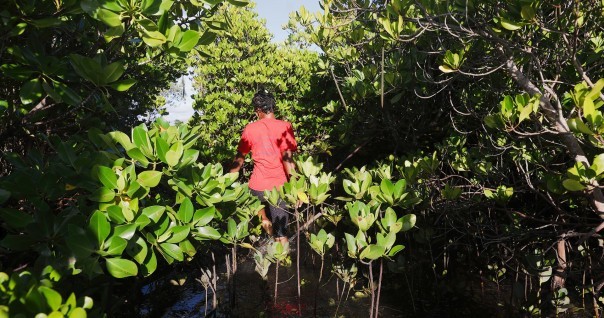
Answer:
[{"xmin": 229, "ymin": 90, "xmax": 297, "ymax": 247}]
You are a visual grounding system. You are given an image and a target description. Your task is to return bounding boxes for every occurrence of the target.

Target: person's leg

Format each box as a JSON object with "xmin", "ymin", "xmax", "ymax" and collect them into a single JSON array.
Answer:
[
  {"xmin": 270, "ymin": 200, "xmax": 289, "ymax": 247},
  {"xmin": 251, "ymin": 190, "xmax": 273, "ymax": 236},
  {"xmin": 258, "ymin": 207, "xmax": 273, "ymax": 236}
]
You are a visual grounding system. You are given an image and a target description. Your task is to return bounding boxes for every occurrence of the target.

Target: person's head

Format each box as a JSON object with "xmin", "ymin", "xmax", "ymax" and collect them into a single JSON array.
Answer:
[{"xmin": 252, "ymin": 89, "xmax": 276, "ymax": 116}]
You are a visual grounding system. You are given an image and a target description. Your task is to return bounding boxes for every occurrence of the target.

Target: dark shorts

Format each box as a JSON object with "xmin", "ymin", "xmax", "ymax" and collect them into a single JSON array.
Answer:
[{"xmin": 250, "ymin": 189, "xmax": 289, "ymax": 238}]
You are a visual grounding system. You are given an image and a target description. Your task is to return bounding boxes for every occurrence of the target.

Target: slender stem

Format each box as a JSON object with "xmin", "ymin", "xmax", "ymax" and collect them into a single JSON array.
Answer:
[
  {"xmin": 319, "ymin": 257, "xmax": 324, "ymax": 283},
  {"xmin": 212, "ymin": 252, "xmax": 218, "ymax": 310},
  {"xmin": 296, "ymin": 207, "xmax": 301, "ymax": 304},
  {"xmin": 374, "ymin": 259, "xmax": 383, "ymax": 318},
  {"xmin": 403, "ymin": 271, "xmax": 416, "ymax": 313},
  {"xmin": 369, "ymin": 261, "xmax": 375, "ymax": 318},
  {"xmin": 204, "ymin": 287, "xmax": 208, "ymax": 317},
  {"xmin": 274, "ymin": 260, "xmax": 279, "ymax": 306}
]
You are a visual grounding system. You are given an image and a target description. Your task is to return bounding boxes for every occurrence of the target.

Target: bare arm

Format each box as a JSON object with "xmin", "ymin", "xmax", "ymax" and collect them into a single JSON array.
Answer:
[
  {"xmin": 282, "ymin": 149, "xmax": 296, "ymax": 178},
  {"xmin": 229, "ymin": 151, "xmax": 246, "ymax": 173}
]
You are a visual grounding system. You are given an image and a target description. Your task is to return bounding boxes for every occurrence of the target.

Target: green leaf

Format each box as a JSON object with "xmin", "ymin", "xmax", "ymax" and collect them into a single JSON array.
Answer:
[
  {"xmin": 166, "ymin": 226, "xmax": 190, "ymax": 243},
  {"xmin": 115, "ymin": 223, "xmax": 137, "ymax": 240},
  {"xmin": 105, "ymin": 258, "xmax": 138, "ymax": 278},
  {"xmin": 388, "ymin": 244, "xmax": 405, "ymax": 257},
  {"xmin": 198, "ymin": 30, "xmax": 216, "ymax": 45},
  {"xmin": 500, "ymin": 17, "xmax": 522, "ymax": 31},
  {"xmin": 180, "ymin": 239, "xmax": 196, "ymax": 257},
  {"xmin": 127, "ymin": 236, "xmax": 149, "ymax": 264},
  {"xmin": 568, "ymin": 118, "xmax": 594, "ymax": 135},
  {"xmin": 98, "ymin": 166, "xmax": 118, "ymax": 189},
  {"xmin": 141, "ymin": 249, "xmax": 158, "ymax": 276},
  {"xmin": 142, "ymin": 205, "xmax": 165, "ymax": 222},
  {"xmin": 106, "ymin": 131, "xmax": 133, "ymax": 152},
  {"xmin": 69, "ymin": 307, "xmax": 87, "ymax": 318},
  {"xmin": 137, "ymin": 170, "xmax": 162, "ymax": 188},
  {"xmin": 132, "ymin": 125, "xmax": 153, "ymax": 157},
  {"xmin": 518, "ymin": 105, "xmax": 532, "ymax": 123},
  {"xmin": 103, "ymin": 61, "xmax": 124, "ymax": 83},
  {"xmin": 177, "ymin": 30, "xmax": 200, "ymax": 51},
  {"xmin": 400, "ymin": 214, "xmax": 416, "ymax": 231},
  {"xmin": 109, "ymin": 78, "xmax": 137, "ymax": 91},
  {"xmin": 38, "ymin": 286, "xmax": 62, "ymax": 311},
  {"xmin": 193, "ymin": 206, "xmax": 215, "ymax": 226},
  {"xmin": 196, "ymin": 226, "xmax": 221, "ymax": 240},
  {"xmin": 105, "ymin": 235, "xmax": 127, "ymax": 255},
  {"xmin": 142, "ymin": 30, "xmax": 167, "ymax": 47},
  {"xmin": 89, "ymin": 187, "xmax": 115, "ymax": 202},
  {"xmin": 160, "ymin": 242, "xmax": 184, "ymax": 261},
  {"xmin": 107, "ymin": 205, "xmax": 126, "ymax": 224},
  {"xmin": 593, "ymin": 154, "xmax": 604, "ymax": 175},
  {"xmin": 97, "ymin": 8, "xmax": 122, "ymax": 27},
  {"xmin": 586, "ymin": 79, "xmax": 604, "ymax": 101},
  {"xmin": 0, "ymin": 208, "xmax": 33, "ymax": 228},
  {"xmin": 127, "ymin": 147, "xmax": 150, "ymax": 167},
  {"xmin": 521, "ymin": 5, "xmax": 535, "ymax": 21},
  {"xmin": 89, "ymin": 210, "xmax": 111, "ymax": 245},
  {"xmin": 177, "ymin": 197, "xmax": 194, "ymax": 223},
  {"xmin": 155, "ymin": 137, "xmax": 170, "ymax": 164},
  {"xmin": 562, "ymin": 179, "xmax": 586, "ymax": 191},
  {"xmin": 359, "ymin": 244, "xmax": 385, "ymax": 260},
  {"xmin": 20, "ymin": 78, "xmax": 44, "ymax": 105},
  {"xmin": 165, "ymin": 141, "xmax": 183, "ymax": 166}
]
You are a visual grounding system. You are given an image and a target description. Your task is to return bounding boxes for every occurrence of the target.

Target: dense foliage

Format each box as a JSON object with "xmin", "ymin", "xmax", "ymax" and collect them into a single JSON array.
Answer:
[
  {"xmin": 285, "ymin": 0, "xmax": 604, "ymax": 315},
  {"xmin": 0, "ymin": 0, "xmax": 232, "ymax": 176},
  {"xmin": 189, "ymin": 3, "xmax": 335, "ymax": 163},
  {"xmin": 2, "ymin": 0, "xmax": 604, "ymax": 316}
]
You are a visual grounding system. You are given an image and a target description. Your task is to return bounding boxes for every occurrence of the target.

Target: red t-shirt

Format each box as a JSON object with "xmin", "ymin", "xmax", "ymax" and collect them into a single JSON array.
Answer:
[{"xmin": 237, "ymin": 118, "xmax": 297, "ymax": 191}]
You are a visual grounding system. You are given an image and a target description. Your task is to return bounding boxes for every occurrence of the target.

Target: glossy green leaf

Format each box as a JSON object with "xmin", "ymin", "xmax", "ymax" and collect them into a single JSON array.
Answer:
[
  {"xmin": 567, "ymin": 118, "xmax": 593, "ymax": 135},
  {"xmin": 128, "ymin": 236, "xmax": 149, "ymax": 264},
  {"xmin": 400, "ymin": 214, "xmax": 416, "ymax": 232},
  {"xmin": 89, "ymin": 187, "xmax": 115, "ymax": 202},
  {"xmin": 196, "ymin": 226, "xmax": 221, "ymax": 240},
  {"xmin": 177, "ymin": 30, "xmax": 200, "ymax": 51},
  {"xmin": 562, "ymin": 179, "xmax": 586, "ymax": 191},
  {"xmin": 38, "ymin": 286, "xmax": 62, "ymax": 311},
  {"xmin": 89, "ymin": 210, "xmax": 111, "ymax": 245},
  {"xmin": 142, "ymin": 30, "xmax": 167, "ymax": 47},
  {"xmin": 98, "ymin": 166, "xmax": 118, "ymax": 189},
  {"xmin": 137, "ymin": 170, "xmax": 162, "ymax": 188},
  {"xmin": 109, "ymin": 78, "xmax": 137, "ymax": 91},
  {"xmin": 166, "ymin": 226, "xmax": 190, "ymax": 243},
  {"xmin": 20, "ymin": 78, "xmax": 44, "ymax": 105},
  {"xmin": 193, "ymin": 206, "xmax": 215, "ymax": 226},
  {"xmin": 96, "ymin": 8, "xmax": 122, "ymax": 27},
  {"xmin": 141, "ymin": 249, "xmax": 158, "ymax": 276},
  {"xmin": 69, "ymin": 307, "xmax": 87, "ymax": 318},
  {"xmin": 360, "ymin": 244, "xmax": 385, "ymax": 260},
  {"xmin": 132, "ymin": 125, "xmax": 153, "ymax": 157},
  {"xmin": 127, "ymin": 148, "xmax": 150, "ymax": 167},
  {"xmin": 105, "ymin": 258, "xmax": 138, "ymax": 278},
  {"xmin": 105, "ymin": 235, "xmax": 127, "ymax": 255},
  {"xmin": 114, "ymin": 223, "xmax": 137, "ymax": 240},
  {"xmin": 107, "ymin": 205, "xmax": 126, "ymax": 224},
  {"xmin": 177, "ymin": 197, "xmax": 194, "ymax": 223},
  {"xmin": 160, "ymin": 243, "xmax": 184, "ymax": 261},
  {"xmin": 142, "ymin": 205, "xmax": 166, "ymax": 223},
  {"xmin": 103, "ymin": 61, "xmax": 124, "ymax": 83}
]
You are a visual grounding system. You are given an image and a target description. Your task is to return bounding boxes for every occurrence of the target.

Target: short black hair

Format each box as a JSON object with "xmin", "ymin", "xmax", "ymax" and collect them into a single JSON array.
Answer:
[{"xmin": 252, "ymin": 89, "xmax": 275, "ymax": 113}]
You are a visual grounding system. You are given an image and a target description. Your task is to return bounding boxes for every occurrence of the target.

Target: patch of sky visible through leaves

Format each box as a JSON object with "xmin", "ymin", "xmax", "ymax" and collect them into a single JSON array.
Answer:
[{"xmin": 162, "ymin": 0, "xmax": 322, "ymax": 124}]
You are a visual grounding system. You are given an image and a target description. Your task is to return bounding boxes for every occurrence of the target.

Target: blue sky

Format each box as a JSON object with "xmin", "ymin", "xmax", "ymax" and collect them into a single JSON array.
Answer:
[
  {"xmin": 163, "ymin": 0, "xmax": 322, "ymax": 123},
  {"xmin": 255, "ymin": 0, "xmax": 321, "ymax": 43}
]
